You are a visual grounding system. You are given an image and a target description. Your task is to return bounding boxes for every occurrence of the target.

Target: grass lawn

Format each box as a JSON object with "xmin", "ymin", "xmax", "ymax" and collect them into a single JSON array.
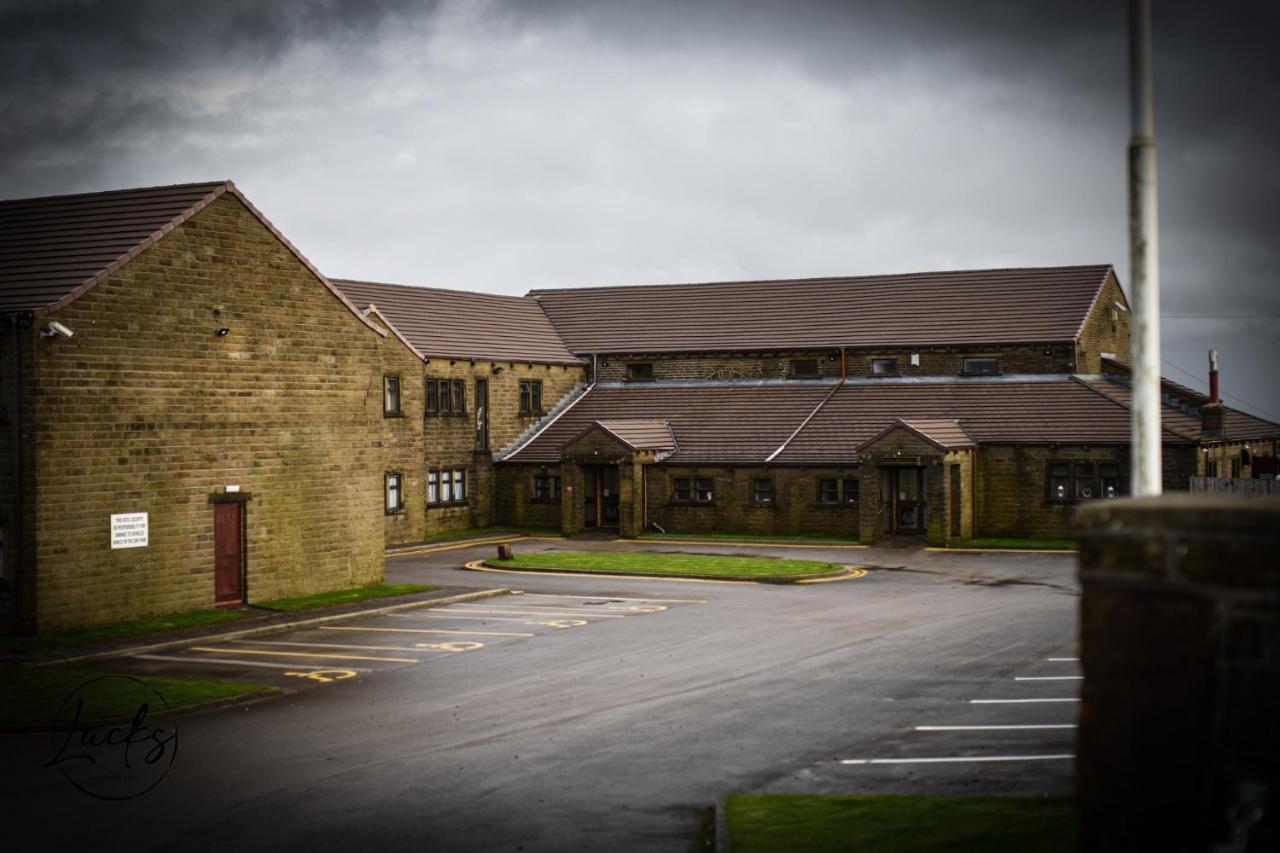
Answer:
[
  {"xmin": 640, "ymin": 531, "xmax": 860, "ymax": 545},
  {"xmin": 489, "ymin": 550, "xmax": 844, "ymax": 580},
  {"xmin": 955, "ymin": 537, "xmax": 1076, "ymax": 550},
  {"xmin": 0, "ymin": 666, "xmax": 272, "ymax": 729},
  {"xmin": 255, "ymin": 582, "xmax": 440, "ymax": 613},
  {"xmin": 727, "ymin": 794, "xmax": 1077, "ymax": 853},
  {"xmin": 0, "ymin": 607, "xmax": 247, "ymax": 655}
]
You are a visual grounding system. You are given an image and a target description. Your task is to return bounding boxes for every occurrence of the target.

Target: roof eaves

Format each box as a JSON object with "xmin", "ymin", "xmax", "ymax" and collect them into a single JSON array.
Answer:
[
  {"xmin": 1069, "ymin": 374, "xmax": 1200, "ymax": 442},
  {"xmin": 33, "ymin": 182, "xmax": 231, "ymax": 317}
]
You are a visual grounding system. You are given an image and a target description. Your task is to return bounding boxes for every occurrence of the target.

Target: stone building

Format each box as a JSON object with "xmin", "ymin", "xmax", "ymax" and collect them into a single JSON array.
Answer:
[
  {"xmin": 495, "ymin": 265, "xmax": 1280, "ymax": 543},
  {"xmin": 0, "ymin": 181, "xmax": 396, "ymax": 632}
]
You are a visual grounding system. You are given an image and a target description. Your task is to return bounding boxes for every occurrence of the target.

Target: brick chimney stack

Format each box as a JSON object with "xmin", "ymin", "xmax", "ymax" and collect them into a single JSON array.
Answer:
[{"xmin": 1201, "ymin": 349, "xmax": 1225, "ymax": 438}]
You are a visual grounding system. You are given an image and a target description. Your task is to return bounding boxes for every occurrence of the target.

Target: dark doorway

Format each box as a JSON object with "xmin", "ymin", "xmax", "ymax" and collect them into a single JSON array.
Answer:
[
  {"xmin": 214, "ymin": 502, "xmax": 245, "ymax": 605},
  {"xmin": 583, "ymin": 465, "xmax": 620, "ymax": 529},
  {"xmin": 891, "ymin": 466, "xmax": 925, "ymax": 534},
  {"xmin": 475, "ymin": 378, "xmax": 489, "ymax": 451},
  {"xmin": 950, "ymin": 464, "xmax": 962, "ymax": 537}
]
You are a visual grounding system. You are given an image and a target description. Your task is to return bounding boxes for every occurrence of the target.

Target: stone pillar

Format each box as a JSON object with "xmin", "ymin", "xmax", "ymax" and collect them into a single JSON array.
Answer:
[
  {"xmin": 560, "ymin": 462, "xmax": 584, "ymax": 536},
  {"xmin": 1075, "ymin": 495, "xmax": 1280, "ymax": 853}
]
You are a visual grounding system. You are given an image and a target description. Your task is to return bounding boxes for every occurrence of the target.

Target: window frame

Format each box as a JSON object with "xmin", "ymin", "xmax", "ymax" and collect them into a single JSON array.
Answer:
[
  {"xmin": 452, "ymin": 379, "xmax": 466, "ymax": 416},
  {"xmin": 626, "ymin": 362, "xmax": 655, "ymax": 382},
  {"xmin": 519, "ymin": 379, "xmax": 543, "ymax": 416},
  {"xmin": 752, "ymin": 478, "xmax": 775, "ymax": 505},
  {"xmin": 1045, "ymin": 460, "xmax": 1123, "ymax": 503},
  {"xmin": 385, "ymin": 472, "xmax": 404, "ymax": 514},
  {"xmin": 961, "ymin": 356, "xmax": 1000, "ymax": 376},
  {"xmin": 672, "ymin": 477, "xmax": 691, "ymax": 503},
  {"xmin": 427, "ymin": 467, "xmax": 470, "ymax": 507},
  {"xmin": 790, "ymin": 359, "xmax": 820, "ymax": 379},
  {"xmin": 533, "ymin": 474, "xmax": 562, "ymax": 503},
  {"xmin": 870, "ymin": 357, "xmax": 899, "ymax": 376},
  {"xmin": 817, "ymin": 478, "xmax": 840, "ymax": 505},
  {"xmin": 425, "ymin": 378, "xmax": 438, "ymax": 415},
  {"xmin": 383, "ymin": 374, "xmax": 402, "ymax": 417},
  {"xmin": 842, "ymin": 478, "xmax": 860, "ymax": 505}
]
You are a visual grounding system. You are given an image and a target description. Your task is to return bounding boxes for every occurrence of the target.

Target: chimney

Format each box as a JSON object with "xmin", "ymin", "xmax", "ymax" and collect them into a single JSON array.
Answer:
[
  {"xmin": 1201, "ymin": 349, "xmax": 1225, "ymax": 438},
  {"xmin": 1208, "ymin": 349, "xmax": 1219, "ymax": 403}
]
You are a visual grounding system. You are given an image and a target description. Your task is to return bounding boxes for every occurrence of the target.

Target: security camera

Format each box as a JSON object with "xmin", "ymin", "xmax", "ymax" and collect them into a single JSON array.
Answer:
[{"xmin": 41, "ymin": 321, "xmax": 74, "ymax": 339}]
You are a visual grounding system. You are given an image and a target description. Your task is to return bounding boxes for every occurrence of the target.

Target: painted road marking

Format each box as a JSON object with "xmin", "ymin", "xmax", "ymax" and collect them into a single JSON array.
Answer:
[
  {"xmin": 511, "ymin": 593, "xmax": 708, "ymax": 604},
  {"xmin": 190, "ymin": 646, "xmax": 419, "ymax": 664},
  {"xmin": 464, "ymin": 561, "xmax": 751, "ymax": 584},
  {"xmin": 320, "ymin": 625, "xmax": 534, "ymax": 637},
  {"xmin": 283, "ymin": 669, "xmax": 359, "ymax": 683},
  {"xmin": 1014, "ymin": 676, "xmax": 1083, "ymax": 681},
  {"xmin": 970, "ymin": 698, "xmax": 1080, "ymax": 704},
  {"xmin": 841, "ymin": 754, "xmax": 1073, "ymax": 765},
  {"xmin": 237, "ymin": 639, "xmax": 482, "ymax": 654},
  {"xmin": 135, "ymin": 653, "xmax": 343, "ymax": 671},
  {"xmin": 915, "ymin": 724, "xmax": 1077, "ymax": 731},
  {"xmin": 396, "ymin": 612, "xmax": 590, "ymax": 626},
  {"xmin": 442, "ymin": 605, "xmax": 628, "ymax": 618},
  {"xmin": 796, "ymin": 568, "xmax": 867, "ymax": 584},
  {"xmin": 1047, "ymin": 657, "xmax": 1079, "ymax": 662}
]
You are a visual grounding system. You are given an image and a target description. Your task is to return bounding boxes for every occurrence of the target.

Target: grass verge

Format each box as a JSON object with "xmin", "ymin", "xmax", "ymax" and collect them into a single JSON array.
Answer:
[
  {"xmin": 640, "ymin": 531, "xmax": 859, "ymax": 545},
  {"xmin": 954, "ymin": 537, "xmax": 1076, "ymax": 550},
  {"xmin": 401, "ymin": 526, "xmax": 561, "ymax": 546},
  {"xmin": 489, "ymin": 551, "xmax": 843, "ymax": 580},
  {"xmin": 726, "ymin": 794, "xmax": 1077, "ymax": 853},
  {"xmin": 255, "ymin": 582, "xmax": 441, "ymax": 613},
  {"xmin": 0, "ymin": 608, "xmax": 247, "ymax": 655},
  {"xmin": 0, "ymin": 666, "xmax": 272, "ymax": 729}
]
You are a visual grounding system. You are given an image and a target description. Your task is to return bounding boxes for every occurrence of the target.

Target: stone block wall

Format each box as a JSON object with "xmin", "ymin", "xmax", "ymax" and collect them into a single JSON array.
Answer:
[
  {"xmin": 26, "ymin": 194, "xmax": 387, "ymax": 630},
  {"xmin": 1076, "ymin": 270, "xmax": 1132, "ymax": 373}
]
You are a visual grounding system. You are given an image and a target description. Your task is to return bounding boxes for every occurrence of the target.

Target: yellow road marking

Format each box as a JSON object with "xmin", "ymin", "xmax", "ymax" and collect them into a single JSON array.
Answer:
[
  {"xmin": 512, "ymin": 592, "xmax": 707, "ymax": 604},
  {"xmin": 464, "ymin": 561, "xmax": 753, "ymax": 584},
  {"xmin": 796, "ymin": 567, "xmax": 868, "ymax": 584},
  {"xmin": 442, "ymin": 605, "xmax": 627, "ymax": 618},
  {"xmin": 408, "ymin": 613, "xmax": 590, "ymax": 627},
  {"xmin": 415, "ymin": 641, "xmax": 484, "ymax": 651},
  {"xmin": 319, "ymin": 625, "xmax": 535, "ymax": 637},
  {"xmin": 924, "ymin": 547, "xmax": 1077, "ymax": 555},
  {"xmin": 284, "ymin": 669, "xmax": 358, "ymax": 683},
  {"xmin": 387, "ymin": 536, "xmax": 528, "ymax": 557},
  {"xmin": 639, "ymin": 538, "xmax": 867, "ymax": 550},
  {"xmin": 235, "ymin": 639, "xmax": 478, "ymax": 654},
  {"xmin": 190, "ymin": 646, "xmax": 418, "ymax": 664}
]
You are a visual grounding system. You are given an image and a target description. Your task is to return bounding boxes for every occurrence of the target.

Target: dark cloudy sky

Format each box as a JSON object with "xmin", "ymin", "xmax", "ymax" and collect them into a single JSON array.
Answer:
[{"xmin": 2, "ymin": 0, "xmax": 1277, "ymax": 419}]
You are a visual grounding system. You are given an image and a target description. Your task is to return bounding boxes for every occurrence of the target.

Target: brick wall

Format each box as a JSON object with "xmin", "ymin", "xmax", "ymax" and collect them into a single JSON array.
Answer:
[
  {"xmin": 1076, "ymin": 270, "xmax": 1132, "ymax": 373},
  {"xmin": 975, "ymin": 445, "xmax": 1134, "ymax": 538},
  {"xmin": 26, "ymin": 194, "xmax": 387, "ymax": 631}
]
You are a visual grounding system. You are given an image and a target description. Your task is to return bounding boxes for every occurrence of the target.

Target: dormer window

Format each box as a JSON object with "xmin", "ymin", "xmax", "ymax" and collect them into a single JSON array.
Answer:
[
  {"xmin": 962, "ymin": 357, "xmax": 1000, "ymax": 376},
  {"xmin": 871, "ymin": 358, "xmax": 899, "ymax": 376},
  {"xmin": 790, "ymin": 359, "xmax": 819, "ymax": 379},
  {"xmin": 627, "ymin": 363, "xmax": 655, "ymax": 382}
]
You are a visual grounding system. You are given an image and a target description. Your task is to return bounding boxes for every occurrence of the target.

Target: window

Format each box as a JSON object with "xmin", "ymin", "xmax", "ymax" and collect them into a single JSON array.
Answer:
[
  {"xmin": 672, "ymin": 476, "xmax": 713, "ymax": 504},
  {"xmin": 1207, "ymin": 459, "xmax": 1219, "ymax": 478},
  {"xmin": 534, "ymin": 475, "xmax": 562, "ymax": 502},
  {"xmin": 753, "ymin": 478, "xmax": 775, "ymax": 504},
  {"xmin": 817, "ymin": 479, "xmax": 839, "ymax": 504},
  {"xmin": 1046, "ymin": 461, "xmax": 1117, "ymax": 503},
  {"xmin": 385, "ymin": 473, "xmax": 404, "ymax": 513},
  {"xmin": 871, "ymin": 358, "xmax": 899, "ymax": 375},
  {"xmin": 790, "ymin": 359, "xmax": 819, "ymax": 379},
  {"xmin": 439, "ymin": 379, "xmax": 453, "ymax": 415},
  {"xmin": 627, "ymin": 363, "xmax": 655, "ymax": 382},
  {"xmin": 452, "ymin": 380, "xmax": 465, "ymax": 415},
  {"xmin": 384, "ymin": 375, "xmax": 402, "ymax": 416},
  {"xmin": 428, "ymin": 468, "xmax": 468, "ymax": 505},
  {"xmin": 520, "ymin": 379, "xmax": 543, "ymax": 415},
  {"xmin": 843, "ymin": 478, "xmax": 860, "ymax": 505},
  {"xmin": 962, "ymin": 357, "xmax": 1000, "ymax": 376},
  {"xmin": 1231, "ymin": 456, "xmax": 1242, "ymax": 478},
  {"xmin": 1099, "ymin": 464, "xmax": 1122, "ymax": 498},
  {"xmin": 673, "ymin": 477, "xmax": 691, "ymax": 502},
  {"xmin": 695, "ymin": 478, "xmax": 714, "ymax": 503},
  {"xmin": 426, "ymin": 379, "xmax": 438, "ymax": 415}
]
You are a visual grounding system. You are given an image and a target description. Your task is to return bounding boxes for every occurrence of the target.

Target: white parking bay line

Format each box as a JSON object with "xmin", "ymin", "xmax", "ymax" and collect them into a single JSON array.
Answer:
[
  {"xmin": 841, "ymin": 754, "xmax": 1073, "ymax": 765},
  {"xmin": 237, "ymin": 640, "xmax": 449, "ymax": 654},
  {"xmin": 915, "ymin": 724, "xmax": 1077, "ymax": 731},
  {"xmin": 441, "ymin": 605, "xmax": 627, "ymax": 618},
  {"xmin": 1014, "ymin": 676, "xmax": 1083, "ymax": 681},
  {"xmin": 1047, "ymin": 657, "xmax": 1079, "ymax": 662},
  {"xmin": 971, "ymin": 698, "xmax": 1080, "ymax": 704},
  {"xmin": 320, "ymin": 625, "xmax": 534, "ymax": 637},
  {"xmin": 512, "ymin": 592, "xmax": 708, "ymax": 604},
  {"xmin": 135, "ymin": 654, "xmax": 340, "ymax": 671}
]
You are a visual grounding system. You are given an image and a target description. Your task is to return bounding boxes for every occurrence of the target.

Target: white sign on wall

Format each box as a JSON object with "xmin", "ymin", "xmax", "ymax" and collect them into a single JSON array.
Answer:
[{"xmin": 110, "ymin": 512, "xmax": 149, "ymax": 549}]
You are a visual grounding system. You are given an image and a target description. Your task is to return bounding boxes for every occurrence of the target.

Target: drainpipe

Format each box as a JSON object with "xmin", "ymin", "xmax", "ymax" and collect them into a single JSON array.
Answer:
[
  {"xmin": 840, "ymin": 347, "xmax": 846, "ymax": 383},
  {"xmin": 1128, "ymin": 0, "xmax": 1162, "ymax": 496}
]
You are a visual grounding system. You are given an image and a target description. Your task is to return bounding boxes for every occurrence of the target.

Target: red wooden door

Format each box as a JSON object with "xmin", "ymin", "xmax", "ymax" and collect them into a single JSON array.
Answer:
[{"xmin": 213, "ymin": 502, "xmax": 244, "ymax": 605}]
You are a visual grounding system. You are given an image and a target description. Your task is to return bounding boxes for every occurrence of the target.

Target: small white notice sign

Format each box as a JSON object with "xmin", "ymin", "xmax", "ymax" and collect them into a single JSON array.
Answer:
[{"xmin": 110, "ymin": 512, "xmax": 149, "ymax": 549}]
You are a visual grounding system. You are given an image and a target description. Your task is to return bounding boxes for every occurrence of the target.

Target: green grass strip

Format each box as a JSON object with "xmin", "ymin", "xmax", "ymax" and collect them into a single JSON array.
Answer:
[
  {"xmin": 255, "ymin": 582, "xmax": 440, "ymax": 613},
  {"xmin": 411, "ymin": 525, "xmax": 560, "ymax": 544},
  {"xmin": 0, "ymin": 608, "xmax": 247, "ymax": 655},
  {"xmin": 958, "ymin": 538, "xmax": 1076, "ymax": 550},
  {"xmin": 491, "ymin": 550, "xmax": 843, "ymax": 579},
  {"xmin": 0, "ymin": 666, "xmax": 272, "ymax": 729},
  {"xmin": 727, "ymin": 794, "xmax": 1077, "ymax": 853},
  {"xmin": 640, "ymin": 531, "xmax": 860, "ymax": 544}
]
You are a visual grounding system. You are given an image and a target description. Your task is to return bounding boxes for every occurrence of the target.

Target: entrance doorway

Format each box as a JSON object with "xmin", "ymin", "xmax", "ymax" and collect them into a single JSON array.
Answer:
[
  {"xmin": 213, "ymin": 502, "xmax": 245, "ymax": 605},
  {"xmin": 583, "ymin": 465, "xmax": 620, "ymax": 529},
  {"xmin": 883, "ymin": 466, "xmax": 925, "ymax": 535}
]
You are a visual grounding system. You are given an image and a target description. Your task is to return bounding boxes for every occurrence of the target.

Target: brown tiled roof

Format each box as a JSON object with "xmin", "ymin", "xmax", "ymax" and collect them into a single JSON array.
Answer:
[
  {"xmin": 333, "ymin": 278, "xmax": 581, "ymax": 365},
  {"xmin": 585, "ymin": 419, "xmax": 676, "ymax": 451},
  {"xmin": 1081, "ymin": 374, "xmax": 1280, "ymax": 443},
  {"xmin": 0, "ymin": 181, "xmax": 386, "ymax": 337},
  {"xmin": 0, "ymin": 181, "xmax": 227, "ymax": 314},
  {"xmin": 529, "ymin": 265, "xmax": 1115, "ymax": 354},
  {"xmin": 505, "ymin": 384, "xmax": 834, "ymax": 464},
  {"xmin": 858, "ymin": 418, "xmax": 977, "ymax": 451}
]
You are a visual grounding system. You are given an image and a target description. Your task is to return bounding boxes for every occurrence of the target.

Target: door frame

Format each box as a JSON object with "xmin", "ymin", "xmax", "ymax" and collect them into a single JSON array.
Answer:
[
  {"xmin": 891, "ymin": 466, "xmax": 926, "ymax": 534},
  {"xmin": 212, "ymin": 496, "xmax": 247, "ymax": 606},
  {"xmin": 582, "ymin": 464, "xmax": 621, "ymax": 530}
]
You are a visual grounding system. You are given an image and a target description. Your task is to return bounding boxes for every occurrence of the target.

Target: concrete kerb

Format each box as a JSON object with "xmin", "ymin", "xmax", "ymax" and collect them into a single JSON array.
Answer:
[
  {"xmin": 37, "ymin": 588, "xmax": 514, "ymax": 668},
  {"xmin": 464, "ymin": 559, "xmax": 865, "ymax": 585}
]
